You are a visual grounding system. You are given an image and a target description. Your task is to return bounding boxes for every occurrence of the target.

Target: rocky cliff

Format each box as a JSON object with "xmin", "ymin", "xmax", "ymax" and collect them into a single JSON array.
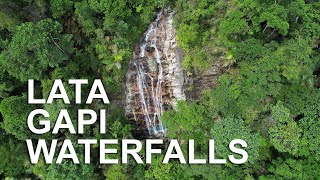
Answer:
[
  {"xmin": 124, "ymin": 9, "xmax": 230, "ymax": 138},
  {"xmin": 125, "ymin": 9, "xmax": 186, "ymax": 137}
]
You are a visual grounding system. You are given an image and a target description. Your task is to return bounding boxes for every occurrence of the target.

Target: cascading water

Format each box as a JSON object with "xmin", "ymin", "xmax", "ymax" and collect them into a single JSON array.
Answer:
[
  {"xmin": 135, "ymin": 12, "xmax": 165, "ymax": 136},
  {"xmin": 125, "ymin": 9, "xmax": 186, "ymax": 137}
]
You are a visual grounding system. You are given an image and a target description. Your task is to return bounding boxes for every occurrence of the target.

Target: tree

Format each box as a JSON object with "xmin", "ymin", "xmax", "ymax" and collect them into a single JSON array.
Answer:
[
  {"xmin": 298, "ymin": 98, "xmax": 320, "ymax": 160},
  {"xmin": 0, "ymin": 64, "xmax": 21, "ymax": 99},
  {"xmin": 218, "ymin": 9, "xmax": 249, "ymax": 46},
  {"xmin": 32, "ymin": 158, "xmax": 48, "ymax": 180},
  {"xmin": 259, "ymin": 4, "xmax": 289, "ymax": 36},
  {"xmin": 0, "ymin": 95, "xmax": 37, "ymax": 140},
  {"xmin": 0, "ymin": 19, "xmax": 74, "ymax": 81},
  {"xmin": 46, "ymin": 144, "xmax": 98, "ymax": 180},
  {"xmin": 161, "ymin": 101, "xmax": 210, "ymax": 146},
  {"xmin": 0, "ymin": 136, "xmax": 30, "ymax": 177},
  {"xmin": 144, "ymin": 156, "xmax": 188, "ymax": 180},
  {"xmin": 50, "ymin": 0, "xmax": 73, "ymax": 19},
  {"xmin": 261, "ymin": 157, "xmax": 320, "ymax": 179},
  {"xmin": 106, "ymin": 164, "xmax": 130, "ymax": 180},
  {"xmin": 269, "ymin": 102, "xmax": 302, "ymax": 155},
  {"xmin": 211, "ymin": 116, "xmax": 261, "ymax": 164},
  {"xmin": 175, "ymin": 0, "xmax": 216, "ymax": 69}
]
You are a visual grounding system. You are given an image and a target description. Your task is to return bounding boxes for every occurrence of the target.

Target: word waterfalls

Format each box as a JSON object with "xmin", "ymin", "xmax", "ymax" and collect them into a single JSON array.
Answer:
[{"xmin": 26, "ymin": 139, "xmax": 248, "ymax": 165}]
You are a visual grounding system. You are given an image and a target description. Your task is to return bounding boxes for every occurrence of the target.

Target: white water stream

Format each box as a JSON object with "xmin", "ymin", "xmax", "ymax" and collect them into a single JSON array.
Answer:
[{"xmin": 133, "ymin": 12, "xmax": 166, "ymax": 136}]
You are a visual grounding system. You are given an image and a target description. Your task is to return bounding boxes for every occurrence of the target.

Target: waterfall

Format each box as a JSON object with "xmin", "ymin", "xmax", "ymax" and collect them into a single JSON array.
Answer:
[
  {"xmin": 125, "ymin": 9, "xmax": 186, "ymax": 137},
  {"xmin": 135, "ymin": 12, "xmax": 165, "ymax": 136}
]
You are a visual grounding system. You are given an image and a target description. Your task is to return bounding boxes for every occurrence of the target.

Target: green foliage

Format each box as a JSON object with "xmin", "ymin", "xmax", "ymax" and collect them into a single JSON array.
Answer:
[
  {"xmin": 0, "ymin": 95, "xmax": 36, "ymax": 140},
  {"xmin": 50, "ymin": 0, "xmax": 74, "ymax": 18},
  {"xmin": 106, "ymin": 164, "xmax": 130, "ymax": 180},
  {"xmin": 0, "ymin": 136, "xmax": 30, "ymax": 177},
  {"xmin": 0, "ymin": 1, "xmax": 26, "ymax": 31},
  {"xmin": 219, "ymin": 0, "xmax": 320, "ymax": 47},
  {"xmin": 41, "ymin": 79, "xmax": 77, "ymax": 130},
  {"xmin": 269, "ymin": 102, "xmax": 301, "ymax": 155},
  {"xmin": 0, "ymin": 0, "xmax": 319, "ymax": 179},
  {"xmin": 263, "ymin": 157, "xmax": 320, "ymax": 179},
  {"xmin": 279, "ymin": 85, "xmax": 320, "ymax": 117},
  {"xmin": 32, "ymin": 158, "xmax": 47, "ymax": 180},
  {"xmin": 269, "ymin": 158, "xmax": 304, "ymax": 179},
  {"xmin": 0, "ymin": 64, "xmax": 21, "ymax": 99},
  {"xmin": 298, "ymin": 99, "xmax": 320, "ymax": 160},
  {"xmin": 219, "ymin": 9, "xmax": 249, "ymax": 45},
  {"xmin": 46, "ymin": 145, "xmax": 98, "ymax": 180},
  {"xmin": 231, "ymin": 38, "xmax": 274, "ymax": 62},
  {"xmin": 144, "ymin": 156, "xmax": 188, "ymax": 180},
  {"xmin": 162, "ymin": 101, "xmax": 210, "ymax": 145},
  {"xmin": 145, "ymin": 156, "xmax": 175, "ymax": 180},
  {"xmin": 0, "ymin": 19, "xmax": 74, "ymax": 81},
  {"xmin": 0, "ymin": 11, "xmax": 20, "ymax": 30},
  {"xmin": 181, "ymin": 164, "xmax": 230, "ymax": 179},
  {"xmin": 73, "ymin": 0, "xmax": 169, "ymax": 94},
  {"xmin": 259, "ymin": 4, "xmax": 289, "ymax": 36},
  {"xmin": 207, "ymin": 37, "xmax": 314, "ymax": 122},
  {"xmin": 211, "ymin": 116, "xmax": 261, "ymax": 164},
  {"xmin": 201, "ymin": 1, "xmax": 320, "ymax": 178},
  {"xmin": 175, "ymin": 0, "xmax": 216, "ymax": 70},
  {"xmin": 74, "ymin": 1, "xmax": 97, "ymax": 34}
]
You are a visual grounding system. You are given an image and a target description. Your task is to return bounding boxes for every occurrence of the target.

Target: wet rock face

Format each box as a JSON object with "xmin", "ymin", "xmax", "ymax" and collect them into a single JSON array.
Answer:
[{"xmin": 125, "ymin": 9, "xmax": 186, "ymax": 137}]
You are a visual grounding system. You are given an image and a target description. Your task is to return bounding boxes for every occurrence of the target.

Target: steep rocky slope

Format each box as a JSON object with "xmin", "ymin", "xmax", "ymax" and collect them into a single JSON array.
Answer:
[{"xmin": 125, "ymin": 9, "xmax": 227, "ymax": 137}]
